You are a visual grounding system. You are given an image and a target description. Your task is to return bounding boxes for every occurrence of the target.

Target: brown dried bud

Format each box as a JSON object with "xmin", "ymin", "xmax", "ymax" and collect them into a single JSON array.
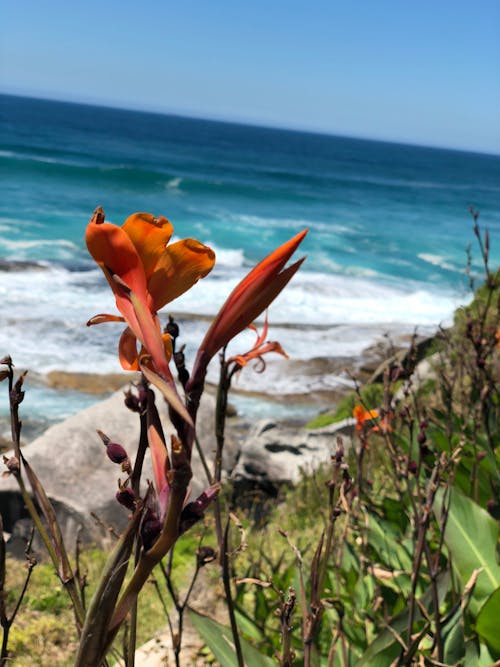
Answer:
[
  {"xmin": 0, "ymin": 355, "xmax": 12, "ymax": 366},
  {"xmin": 165, "ymin": 315, "xmax": 179, "ymax": 340},
  {"xmin": 124, "ymin": 390, "xmax": 141, "ymax": 413},
  {"xmin": 3, "ymin": 455, "xmax": 20, "ymax": 475},
  {"xmin": 90, "ymin": 206, "xmax": 105, "ymax": 225},
  {"xmin": 196, "ymin": 546, "xmax": 217, "ymax": 568},
  {"xmin": 10, "ymin": 372, "xmax": 27, "ymax": 407}
]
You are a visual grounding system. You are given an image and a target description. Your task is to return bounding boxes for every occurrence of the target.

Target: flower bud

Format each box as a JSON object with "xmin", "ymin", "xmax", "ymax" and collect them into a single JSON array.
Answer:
[
  {"xmin": 97, "ymin": 430, "xmax": 131, "ymax": 471},
  {"xmin": 116, "ymin": 487, "xmax": 136, "ymax": 511},
  {"xmin": 106, "ymin": 442, "xmax": 128, "ymax": 465},
  {"xmin": 141, "ymin": 514, "xmax": 162, "ymax": 550},
  {"xmin": 417, "ymin": 431, "xmax": 427, "ymax": 446},
  {"xmin": 476, "ymin": 451, "xmax": 487, "ymax": 462},
  {"xmin": 408, "ymin": 460, "xmax": 418, "ymax": 474}
]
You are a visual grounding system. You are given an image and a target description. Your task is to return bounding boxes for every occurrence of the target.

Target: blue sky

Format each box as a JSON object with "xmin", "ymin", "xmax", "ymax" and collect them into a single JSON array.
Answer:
[{"xmin": 1, "ymin": 1, "xmax": 499, "ymax": 153}]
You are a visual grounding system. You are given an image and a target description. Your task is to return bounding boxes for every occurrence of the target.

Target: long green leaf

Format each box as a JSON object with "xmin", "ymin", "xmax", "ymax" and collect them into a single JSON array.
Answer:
[
  {"xmin": 434, "ymin": 487, "xmax": 500, "ymax": 614},
  {"xmin": 475, "ymin": 587, "xmax": 500, "ymax": 657},
  {"xmin": 189, "ymin": 609, "xmax": 275, "ymax": 667}
]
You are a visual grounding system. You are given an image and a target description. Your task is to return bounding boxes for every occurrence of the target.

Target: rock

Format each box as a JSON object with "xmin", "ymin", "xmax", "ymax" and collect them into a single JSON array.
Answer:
[
  {"xmin": 45, "ymin": 370, "xmax": 139, "ymax": 394},
  {"xmin": 0, "ymin": 386, "xmax": 238, "ymax": 553},
  {"xmin": 231, "ymin": 417, "xmax": 355, "ymax": 499}
]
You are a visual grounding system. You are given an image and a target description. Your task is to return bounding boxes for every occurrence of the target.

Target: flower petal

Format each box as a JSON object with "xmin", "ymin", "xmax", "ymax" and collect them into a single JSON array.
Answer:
[
  {"xmin": 87, "ymin": 314, "xmax": 126, "ymax": 326},
  {"xmin": 148, "ymin": 238, "xmax": 215, "ymax": 311},
  {"xmin": 118, "ymin": 328, "xmax": 140, "ymax": 371},
  {"xmin": 122, "ymin": 213, "xmax": 174, "ymax": 280},
  {"xmin": 127, "ymin": 287, "xmax": 171, "ymax": 377},
  {"xmin": 200, "ymin": 254, "xmax": 305, "ymax": 361},
  {"xmin": 140, "ymin": 358, "xmax": 193, "ymax": 427},
  {"xmin": 86, "ymin": 218, "xmax": 149, "ymax": 299},
  {"xmin": 86, "ymin": 216, "xmax": 150, "ymax": 335}
]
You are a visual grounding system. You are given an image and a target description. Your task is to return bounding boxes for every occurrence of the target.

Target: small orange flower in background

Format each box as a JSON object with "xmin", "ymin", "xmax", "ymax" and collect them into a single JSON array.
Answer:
[
  {"xmin": 496, "ymin": 329, "xmax": 500, "ymax": 347},
  {"xmin": 353, "ymin": 404, "xmax": 380, "ymax": 431},
  {"xmin": 353, "ymin": 404, "xmax": 393, "ymax": 434},
  {"xmin": 86, "ymin": 208, "xmax": 215, "ymax": 375},
  {"xmin": 227, "ymin": 316, "xmax": 289, "ymax": 371}
]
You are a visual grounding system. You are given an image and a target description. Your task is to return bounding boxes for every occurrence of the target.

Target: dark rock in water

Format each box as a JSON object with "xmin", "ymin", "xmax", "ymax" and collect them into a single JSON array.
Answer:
[
  {"xmin": 0, "ymin": 387, "xmax": 238, "ymax": 555},
  {"xmin": 0, "ymin": 259, "xmax": 47, "ymax": 272}
]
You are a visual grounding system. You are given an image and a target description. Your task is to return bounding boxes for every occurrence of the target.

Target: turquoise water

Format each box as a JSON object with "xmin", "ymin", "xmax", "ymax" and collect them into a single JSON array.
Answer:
[{"xmin": 1, "ymin": 93, "xmax": 499, "ymax": 424}]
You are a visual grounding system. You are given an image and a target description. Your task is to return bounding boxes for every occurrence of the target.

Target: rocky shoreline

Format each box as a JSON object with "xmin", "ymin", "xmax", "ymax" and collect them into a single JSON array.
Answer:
[{"xmin": 0, "ymin": 330, "xmax": 432, "ymax": 557}]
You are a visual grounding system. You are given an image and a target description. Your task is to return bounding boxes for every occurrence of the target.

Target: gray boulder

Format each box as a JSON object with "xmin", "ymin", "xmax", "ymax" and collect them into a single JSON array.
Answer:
[
  {"xmin": 231, "ymin": 417, "xmax": 355, "ymax": 496},
  {"xmin": 1, "ymin": 386, "xmax": 236, "ymax": 552}
]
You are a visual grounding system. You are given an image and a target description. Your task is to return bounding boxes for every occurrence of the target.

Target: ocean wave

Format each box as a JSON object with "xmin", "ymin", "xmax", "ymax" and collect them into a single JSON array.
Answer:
[
  {"xmin": 165, "ymin": 176, "xmax": 183, "ymax": 191},
  {"xmin": 418, "ymin": 253, "xmax": 461, "ymax": 272}
]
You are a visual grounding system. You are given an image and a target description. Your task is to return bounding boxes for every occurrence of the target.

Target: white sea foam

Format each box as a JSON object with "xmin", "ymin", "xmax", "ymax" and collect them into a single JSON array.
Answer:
[
  {"xmin": 208, "ymin": 243, "xmax": 245, "ymax": 268},
  {"xmin": 165, "ymin": 176, "xmax": 183, "ymax": 190},
  {"xmin": 418, "ymin": 253, "xmax": 459, "ymax": 272},
  {"xmin": 0, "ymin": 259, "xmax": 468, "ymax": 406}
]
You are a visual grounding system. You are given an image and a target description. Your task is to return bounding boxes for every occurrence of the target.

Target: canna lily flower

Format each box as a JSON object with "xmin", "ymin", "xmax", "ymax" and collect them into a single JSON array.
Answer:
[
  {"xmin": 190, "ymin": 229, "xmax": 307, "ymax": 384},
  {"xmin": 86, "ymin": 208, "xmax": 215, "ymax": 422},
  {"xmin": 86, "ymin": 209, "xmax": 215, "ymax": 368},
  {"xmin": 227, "ymin": 316, "xmax": 289, "ymax": 371}
]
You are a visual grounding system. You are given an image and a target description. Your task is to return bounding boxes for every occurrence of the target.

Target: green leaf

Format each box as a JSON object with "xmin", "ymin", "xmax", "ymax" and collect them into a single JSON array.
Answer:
[
  {"xmin": 365, "ymin": 512, "xmax": 412, "ymax": 572},
  {"xmin": 434, "ymin": 487, "xmax": 500, "ymax": 614},
  {"xmin": 235, "ymin": 608, "xmax": 266, "ymax": 642},
  {"xmin": 465, "ymin": 638, "xmax": 496, "ymax": 667},
  {"xmin": 189, "ymin": 609, "xmax": 275, "ymax": 667},
  {"xmin": 475, "ymin": 587, "xmax": 500, "ymax": 656},
  {"xmin": 441, "ymin": 604, "xmax": 465, "ymax": 664},
  {"xmin": 355, "ymin": 572, "xmax": 451, "ymax": 667}
]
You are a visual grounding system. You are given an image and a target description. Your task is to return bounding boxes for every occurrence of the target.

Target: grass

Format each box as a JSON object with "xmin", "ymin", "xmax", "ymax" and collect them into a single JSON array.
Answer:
[{"xmin": 3, "ymin": 532, "xmax": 203, "ymax": 666}]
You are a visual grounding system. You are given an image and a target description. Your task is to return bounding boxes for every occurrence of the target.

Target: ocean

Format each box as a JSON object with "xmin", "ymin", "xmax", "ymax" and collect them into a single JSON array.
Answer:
[{"xmin": 1, "ymin": 94, "xmax": 500, "ymax": 431}]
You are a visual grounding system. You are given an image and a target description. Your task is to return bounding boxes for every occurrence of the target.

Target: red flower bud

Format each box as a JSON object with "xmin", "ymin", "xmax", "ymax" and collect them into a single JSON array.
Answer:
[
  {"xmin": 141, "ymin": 515, "xmax": 162, "ymax": 550},
  {"xmin": 417, "ymin": 431, "xmax": 427, "ymax": 446},
  {"xmin": 106, "ymin": 442, "xmax": 128, "ymax": 464},
  {"xmin": 116, "ymin": 487, "xmax": 136, "ymax": 510}
]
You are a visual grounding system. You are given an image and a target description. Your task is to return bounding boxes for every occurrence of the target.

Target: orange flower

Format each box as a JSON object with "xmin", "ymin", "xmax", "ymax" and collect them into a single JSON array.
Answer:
[
  {"xmin": 86, "ymin": 208, "xmax": 215, "ymax": 423},
  {"xmin": 496, "ymin": 329, "xmax": 500, "ymax": 347},
  {"xmin": 353, "ymin": 404, "xmax": 393, "ymax": 434},
  {"xmin": 227, "ymin": 316, "xmax": 289, "ymax": 371},
  {"xmin": 86, "ymin": 208, "xmax": 215, "ymax": 374},
  {"xmin": 190, "ymin": 229, "xmax": 307, "ymax": 383},
  {"xmin": 353, "ymin": 404, "xmax": 380, "ymax": 431}
]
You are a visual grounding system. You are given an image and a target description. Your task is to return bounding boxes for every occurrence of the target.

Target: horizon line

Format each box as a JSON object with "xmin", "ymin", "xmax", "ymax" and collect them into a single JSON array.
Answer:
[{"xmin": 2, "ymin": 89, "xmax": 499, "ymax": 159}]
